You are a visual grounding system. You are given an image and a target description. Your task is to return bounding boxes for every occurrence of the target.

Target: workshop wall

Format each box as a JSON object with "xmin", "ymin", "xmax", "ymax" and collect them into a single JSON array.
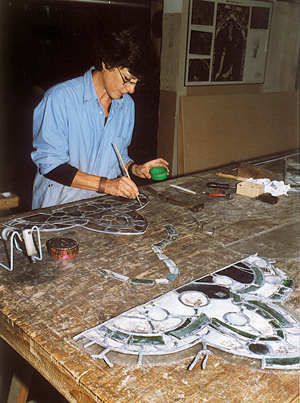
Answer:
[{"xmin": 157, "ymin": 0, "xmax": 300, "ymax": 176}]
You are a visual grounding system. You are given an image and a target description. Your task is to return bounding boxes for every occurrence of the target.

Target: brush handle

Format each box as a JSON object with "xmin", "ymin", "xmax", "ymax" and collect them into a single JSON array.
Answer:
[
  {"xmin": 215, "ymin": 173, "xmax": 237, "ymax": 179},
  {"xmin": 113, "ymin": 143, "xmax": 142, "ymax": 206},
  {"xmin": 215, "ymin": 173, "xmax": 246, "ymax": 181}
]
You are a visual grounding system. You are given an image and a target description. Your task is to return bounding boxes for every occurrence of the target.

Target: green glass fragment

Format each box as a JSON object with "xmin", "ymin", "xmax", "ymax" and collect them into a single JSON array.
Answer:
[
  {"xmin": 232, "ymin": 293, "xmax": 242, "ymax": 303},
  {"xmin": 166, "ymin": 273, "xmax": 178, "ymax": 282},
  {"xmin": 111, "ymin": 330, "xmax": 130, "ymax": 342},
  {"xmin": 130, "ymin": 278, "xmax": 155, "ymax": 285},
  {"xmin": 211, "ymin": 318, "xmax": 257, "ymax": 340},
  {"xmin": 168, "ymin": 314, "xmax": 210, "ymax": 340},
  {"xmin": 283, "ymin": 279, "xmax": 294, "ymax": 288},
  {"xmin": 256, "ymin": 309, "xmax": 273, "ymax": 320},
  {"xmin": 129, "ymin": 334, "xmax": 165, "ymax": 346},
  {"xmin": 237, "ymin": 285, "xmax": 259, "ymax": 294},
  {"xmin": 249, "ymin": 301, "xmax": 291, "ymax": 326},
  {"xmin": 265, "ymin": 357, "xmax": 300, "ymax": 367}
]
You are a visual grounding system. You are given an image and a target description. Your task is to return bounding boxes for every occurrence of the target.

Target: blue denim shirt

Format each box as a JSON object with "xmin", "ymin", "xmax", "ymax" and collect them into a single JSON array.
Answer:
[{"xmin": 31, "ymin": 67, "xmax": 134, "ymax": 209}]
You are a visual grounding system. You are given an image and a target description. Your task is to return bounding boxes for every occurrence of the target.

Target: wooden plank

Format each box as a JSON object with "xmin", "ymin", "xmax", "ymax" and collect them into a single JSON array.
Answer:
[
  {"xmin": 7, "ymin": 362, "xmax": 33, "ymax": 403},
  {"xmin": 179, "ymin": 91, "xmax": 299, "ymax": 175},
  {"xmin": 177, "ymin": 100, "xmax": 184, "ymax": 175},
  {"xmin": 0, "ymin": 193, "xmax": 19, "ymax": 210},
  {"xmin": 157, "ymin": 90, "xmax": 177, "ymax": 174}
]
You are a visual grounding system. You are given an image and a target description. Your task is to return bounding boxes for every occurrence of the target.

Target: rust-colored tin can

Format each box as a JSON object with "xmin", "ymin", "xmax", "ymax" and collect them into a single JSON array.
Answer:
[{"xmin": 46, "ymin": 237, "xmax": 79, "ymax": 259}]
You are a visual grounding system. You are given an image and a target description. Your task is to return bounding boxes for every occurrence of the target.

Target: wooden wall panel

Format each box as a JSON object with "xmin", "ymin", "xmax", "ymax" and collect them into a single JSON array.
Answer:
[
  {"xmin": 157, "ymin": 90, "xmax": 177, "ymax": 173},
  {"xmin": 179, "ymin": 91, "xmax": 299, "ymax": 175}
]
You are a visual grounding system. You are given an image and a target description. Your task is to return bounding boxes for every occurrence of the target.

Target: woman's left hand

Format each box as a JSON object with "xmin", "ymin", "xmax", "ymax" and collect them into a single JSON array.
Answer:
[{"xmin": 132, "ymin": 158, "xmax": 169, "ymax": 179}]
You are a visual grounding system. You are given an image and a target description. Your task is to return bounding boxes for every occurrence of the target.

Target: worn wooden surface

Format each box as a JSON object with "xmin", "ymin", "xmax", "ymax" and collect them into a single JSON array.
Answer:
[{"xmin": 0, "ymin": 160, "xmax": 299, "ymax": 403}]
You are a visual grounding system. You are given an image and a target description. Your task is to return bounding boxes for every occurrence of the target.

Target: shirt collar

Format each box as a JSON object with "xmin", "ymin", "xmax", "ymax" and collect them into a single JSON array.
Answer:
[{"xmin": 83, "ymin": 67, "xmax": 125, "ymax": 111}]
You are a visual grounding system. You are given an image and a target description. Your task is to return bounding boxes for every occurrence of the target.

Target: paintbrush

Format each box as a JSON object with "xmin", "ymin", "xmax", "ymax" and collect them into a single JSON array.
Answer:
[
  {"xmin": 113, "ymin": 143, "xmax": 142, "ymax": 207},
  {"xmin": 216, "ymin": 162, "xmax": 275, "ymax": 181}
]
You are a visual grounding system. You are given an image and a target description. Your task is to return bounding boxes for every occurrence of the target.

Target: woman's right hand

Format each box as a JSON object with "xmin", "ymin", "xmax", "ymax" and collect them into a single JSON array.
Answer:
[{"xmin": 105, "ymin": 176, "xmax": 139, "ymax": 199}]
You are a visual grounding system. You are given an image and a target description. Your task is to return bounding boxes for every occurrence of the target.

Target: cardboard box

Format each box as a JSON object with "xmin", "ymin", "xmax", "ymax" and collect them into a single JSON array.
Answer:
[
  {"xmin": 0, "ymin": 192, "xmax": 19, "ymax": 210},
  {"xmin": 236, "ymin": 182, "xmax": 264, "ymax": 198}
]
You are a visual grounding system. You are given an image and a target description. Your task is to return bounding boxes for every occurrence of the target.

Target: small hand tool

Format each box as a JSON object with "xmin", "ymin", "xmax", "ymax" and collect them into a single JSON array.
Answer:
[
  {"xmin": 257, "ymin": 193, "xmax": 279, "ymax": 204},
  {"xmin": 207, "ymin": 189, "xmax": 226, "ymax": 197},
  {"xmin": 146, "ymin": 187, "xmax": 204, "ymax": 212},
  {"xmin": 170, "ymin": 184, "xmax": 196, "ymax": 194},
  {"xmin": 113, "ymin": 143, "xmax": 142, "ymax": 206},
  {"xmin": 216, "ymin": 162, "xmax": 275, "ymax": 181},
  {"xmin": 206, "ymin": 182, "xmax": 236, "ymax": 189}
]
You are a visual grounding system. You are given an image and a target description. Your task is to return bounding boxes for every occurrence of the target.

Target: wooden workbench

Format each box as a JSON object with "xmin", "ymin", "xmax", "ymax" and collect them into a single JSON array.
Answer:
[{"xmin": 0, "ymin": 160, "xmax": 299, "ymax": 403}]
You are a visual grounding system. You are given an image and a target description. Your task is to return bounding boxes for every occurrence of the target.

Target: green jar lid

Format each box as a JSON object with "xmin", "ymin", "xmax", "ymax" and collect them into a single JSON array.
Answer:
[{"xmin": 150, "ymin": 166, "xmax": 168, "ymax": 181}]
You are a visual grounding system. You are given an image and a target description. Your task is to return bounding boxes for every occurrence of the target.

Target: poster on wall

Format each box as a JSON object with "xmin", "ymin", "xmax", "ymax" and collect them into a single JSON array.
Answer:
[{"xmin": 185, "ymin": 0, "xmax": 272, "ymax": 85}]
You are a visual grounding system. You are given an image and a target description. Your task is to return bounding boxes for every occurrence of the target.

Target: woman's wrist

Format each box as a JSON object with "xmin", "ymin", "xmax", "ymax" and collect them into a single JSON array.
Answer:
[
  {"xmin": 128, "ymin": 162, "xmax": 136, "ymax": 177},
  {"xmin": 97, "ymin": 176, "xmax": 107, "ymax": 193}
]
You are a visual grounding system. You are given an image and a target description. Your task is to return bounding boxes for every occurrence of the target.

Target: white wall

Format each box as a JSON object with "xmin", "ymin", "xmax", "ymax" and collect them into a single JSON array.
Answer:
[
  {"xmin": 159, "ymin": 0, "xmax": 300, "ymax": 176},
  {"xmin": 263, "ymin": 1, "xmax": 300, "ymax": 92},
  {"xmin": 161, "ymin": 0, "xmax": 300, "ymax": 93}
]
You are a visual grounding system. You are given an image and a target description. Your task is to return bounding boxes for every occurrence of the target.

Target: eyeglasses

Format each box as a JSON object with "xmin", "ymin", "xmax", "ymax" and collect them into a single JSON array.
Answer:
[{"xmin": 117, "ymin": 68, "xmax": 139, "ymax": 87}]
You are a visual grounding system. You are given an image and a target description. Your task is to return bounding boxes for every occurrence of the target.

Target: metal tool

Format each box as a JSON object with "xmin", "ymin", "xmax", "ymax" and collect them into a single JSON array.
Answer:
[
  {"xmin": 0, "ymin": 226, "xmax": 42, "ymax": 271},
  {"xmin": 207, "ymin": 189, "xmax": 226, "ymax": 197},
  {"xmin": 206, "ymin": 182, "xmax": 236, "ymax": 189},
  {"xmin": 170, "ymin": 184, "xmax": 196, "ymax": 194},
  {"xmin": 146, "ymin": 187, "xmax": 204, "ymax": 212}
]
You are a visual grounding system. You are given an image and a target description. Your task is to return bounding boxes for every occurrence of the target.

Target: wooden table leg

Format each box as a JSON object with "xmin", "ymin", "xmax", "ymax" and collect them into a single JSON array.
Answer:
[{"xmin": 7, "ymin": 362, "xmax": 33, "ymax": 403}]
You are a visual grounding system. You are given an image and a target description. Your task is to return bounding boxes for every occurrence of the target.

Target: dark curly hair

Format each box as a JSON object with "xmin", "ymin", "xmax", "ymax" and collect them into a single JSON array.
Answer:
[{"xmin": 93, "ymin": 26, "xmax": 158, "ymax": 83}]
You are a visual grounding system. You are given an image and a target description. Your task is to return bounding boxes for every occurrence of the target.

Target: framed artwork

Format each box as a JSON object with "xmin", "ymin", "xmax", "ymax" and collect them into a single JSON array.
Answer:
[{"xmin": 185, "ymin": 0, "xmax": 272, "ymax": 86}]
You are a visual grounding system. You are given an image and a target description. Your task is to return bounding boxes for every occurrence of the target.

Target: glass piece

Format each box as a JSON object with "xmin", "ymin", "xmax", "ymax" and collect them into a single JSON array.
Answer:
[
  {"xmin": 211, "ymin": 318, "xmax": 257, "ymax": 340},
  {"xmin": 129, "ymin": 335, "xmax": 165, "ymax": 346},
  {"xmin": 99, "ymin": 326, "xmax": 112, "ymax": 335},
  {"xmin": 268, "ymin": 320, "xmax": 281, "ymax": 329},
  {"xmin": 237, "ymin": 266, "xmax": 264, "ymax": 295},
  {"xmin": 259, "ymin": 333, "xmax": 283, "ymax": 341},
  {"xmin": 179, "ymin": 291, "xmax": 209, "ymax": 307},
  {"xmin": 1, "ymin": 194, "xmax": 149, "ymax": 235},
  {"xmin": 195, "ymin": 275, "xmax": 214, "ymax": 283},
  {"xmin": 265, "ymin": 357, "xmax": 300, "ymax": 366},
  {"xmin": 166, "ymin": 273, "xmax": 178, "ymax": 282},
  {"xmin": 256, "ymin": 309, "xmax": 273, "ymax": 320},
  {"xmin": 248, "ymin": 343, "xmax": 270, "ymax": 355},
  {"xmin": 270, "ymin": 294, "xmax": 282, "ymax": 301},
  {"xmin": 130, "ymin": 278, "xmax": 155, "ymax": 285},
  {"xmin": 167, "ymin": 314, "xmax": 210, "ymax": 339},
  {"xmin": 213, "ymin": 275, "xmax": 233, "ymax": 285},
  {"xmin": 163, "ymin": 224, "xmax": 178, "ymax": 242},
  {"xmin": 283, "ymin": 279, "xmax": 294, "ymax": 288},
  {"xmin": 232, "ymin": 293, "xmax": 242, "ymax": 303},
  {"xmin": 249, "ymin": 301, "xmax": 291, "ymax": 326},
  {"xmin": 177, "ymin": 283, "xmax": 231, "ymax": 300},
  {"xmin": 234, "ymin": 262, "xmax": 253, "ymax": 271},
  {"xmin": 52, "ymin": 212, "xmax": 69, "ymax": 217},
  {"xmin": 73, "ymin": 256, "xmax": 300, "ymax": 370},
  {"xmin": 224, "ymin": 312, "xmax": 249, "ymax": 326},
  {"xmin": 237, "ymin": 285, "xmax": 260, "ymax": 294},
  {"xmin": 113, "ymin": 317, "xmax": 153, "ymax": 333},
  {"xmin": 217, "ymin": 265, "xmax": 254, "ymax": 284},
  {"xmin": 25, "ymin": 213, "xmax": 50, "ymax": 223},
  {"xmin": 111, "ymin": 331, "xmax": 130, "ymax": 343},
  {"xmin": 146, "ymin": 307, "xmax": 169, "ymax": 321}
]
